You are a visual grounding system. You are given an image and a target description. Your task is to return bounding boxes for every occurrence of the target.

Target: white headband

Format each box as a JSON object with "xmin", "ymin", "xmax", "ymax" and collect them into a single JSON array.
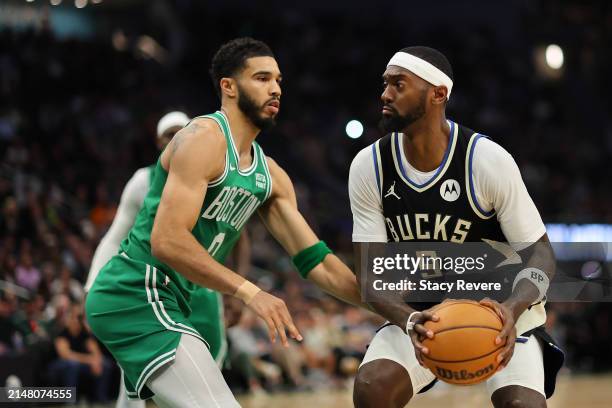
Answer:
[
  {"xmin": 387, "ymin": 52, "xmax": 453, "ymax": 100},
  {"xmin": 157, "ymin": 111, "xmax": 190, "ymax": 138}
]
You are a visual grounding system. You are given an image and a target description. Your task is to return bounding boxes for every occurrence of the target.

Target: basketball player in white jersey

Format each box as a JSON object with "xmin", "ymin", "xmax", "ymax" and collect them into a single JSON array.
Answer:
[
  {"xmin": 349, "ymin": 47, "xmax": 564, "ymax": 407},
  {"xmin": 85, "ymin": 111, "xmax": 251, "ymax": 408}
]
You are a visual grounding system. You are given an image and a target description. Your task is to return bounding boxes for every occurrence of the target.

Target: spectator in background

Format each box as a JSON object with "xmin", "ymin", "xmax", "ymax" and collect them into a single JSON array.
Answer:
[
  {"xmin": 48, "ymin": 303, "xmax": 112, "ymax": 403},
  {"xmin": 227, "ymin": 309, "xmax": 280, "ymax": 393},
  {"xmin": 15, "ymin": 250, "xmax": 40, "ymax": 292},
  {"xmin": 50, "ymin": 264, "xmax": 84, "ymax": 303},
  {"xmin": 0, "ymin": 296, "xmax": 18, "ymax": 355},
  {"xmin": 12, "ymin": 294, "xmax": 51, "ymax": 348}
]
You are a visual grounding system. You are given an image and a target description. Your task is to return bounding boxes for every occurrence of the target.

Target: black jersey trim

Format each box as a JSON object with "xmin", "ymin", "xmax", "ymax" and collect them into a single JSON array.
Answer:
[{"xmin": 466, "ymin": 133, "xmax": 496, "ymax": 219}]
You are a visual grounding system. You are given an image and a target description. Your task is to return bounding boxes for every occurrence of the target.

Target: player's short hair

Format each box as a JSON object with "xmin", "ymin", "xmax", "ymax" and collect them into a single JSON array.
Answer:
[
  {"xmin": 400, "ymin": 46, "xmax": 454, "ymax": 82},
  {"xmin": 209, "ymin": 37, "xmax": 275, "ymax": 99}
]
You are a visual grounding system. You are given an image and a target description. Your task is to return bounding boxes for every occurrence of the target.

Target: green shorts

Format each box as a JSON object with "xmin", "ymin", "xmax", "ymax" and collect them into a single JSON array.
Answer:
[{"xmin": 85, "ymin": 254, "xmax": 225, "ymax": 400}]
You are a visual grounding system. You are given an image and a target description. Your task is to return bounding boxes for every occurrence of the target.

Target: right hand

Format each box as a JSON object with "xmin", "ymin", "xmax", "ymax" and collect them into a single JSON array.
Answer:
[
  {"xmin": 246, "ymin": 291, "xmax": 303, "ymax": 347},
  {"xmin": 406, "ymin": 309, "xmax": 439, "ymax": 366}
]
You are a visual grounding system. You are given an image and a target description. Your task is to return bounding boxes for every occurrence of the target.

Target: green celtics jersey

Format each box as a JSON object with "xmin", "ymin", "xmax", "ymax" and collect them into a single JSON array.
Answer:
[{"xmin": 120, "ymin": 110, "xmax": 272, "ymax": 303}]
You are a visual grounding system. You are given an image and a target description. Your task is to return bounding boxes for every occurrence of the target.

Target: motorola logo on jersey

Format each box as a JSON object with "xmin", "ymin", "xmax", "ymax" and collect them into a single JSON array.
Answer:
[
  {"xmin": 385, "ymin": 213, "xmax": 472, "ymax": 243},
  {"xmin": 440, "ymin": 179, "xmax": 461, "ymax": 202}
]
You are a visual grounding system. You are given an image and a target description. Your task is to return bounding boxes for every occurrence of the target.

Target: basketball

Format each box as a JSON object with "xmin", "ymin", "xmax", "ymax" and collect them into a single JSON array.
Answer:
[{"xmin": 421, "ymin": 300, "xmax": 504, "ymax": 385}]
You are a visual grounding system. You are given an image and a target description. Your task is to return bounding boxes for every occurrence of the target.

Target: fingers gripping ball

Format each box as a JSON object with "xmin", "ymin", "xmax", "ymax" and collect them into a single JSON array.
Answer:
[{"xmin": 421, "ymin": 300, "xmax": 504, "ymax": 385}]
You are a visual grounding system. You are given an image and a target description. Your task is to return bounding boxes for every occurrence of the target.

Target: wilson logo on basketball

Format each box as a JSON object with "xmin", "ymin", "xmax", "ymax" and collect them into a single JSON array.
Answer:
[{"xmin": 435, "ymin": 364, "xmax": 495, "ymax": 381}]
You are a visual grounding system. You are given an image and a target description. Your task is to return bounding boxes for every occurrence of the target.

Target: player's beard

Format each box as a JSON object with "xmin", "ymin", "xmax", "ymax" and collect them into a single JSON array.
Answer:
[
  {"xmin": 237, "ymin": 84, "xmax": 277, "ymax": 131},
  {"xmin": 379, "ymin": 91, "xmax": 427, "ymax": 133}
]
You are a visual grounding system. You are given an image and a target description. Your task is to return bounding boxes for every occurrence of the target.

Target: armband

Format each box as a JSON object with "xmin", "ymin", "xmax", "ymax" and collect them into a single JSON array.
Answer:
[
  {"xmin": 512, "ymin": 267, "xmax": 549, "ymax": 302},
  {"xmin": 291, "ymin": 241, "xmax": 332, "ymax": 279}
]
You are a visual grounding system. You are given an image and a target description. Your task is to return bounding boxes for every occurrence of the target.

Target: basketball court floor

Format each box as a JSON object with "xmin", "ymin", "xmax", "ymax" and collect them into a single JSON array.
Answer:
[
  {"xmin": 236, "ymin": 373, "xmax": 612, "ymax": 408},
  {"xmin": 46, "ymin": 373, "xmax": 611, "ymax": 407}
]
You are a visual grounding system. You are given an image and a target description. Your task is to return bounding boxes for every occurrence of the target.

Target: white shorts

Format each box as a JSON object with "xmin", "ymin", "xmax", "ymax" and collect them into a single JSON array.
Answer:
[{"xmin": 360, "ymin": 324, "xmax": 545, "ymax": 398}]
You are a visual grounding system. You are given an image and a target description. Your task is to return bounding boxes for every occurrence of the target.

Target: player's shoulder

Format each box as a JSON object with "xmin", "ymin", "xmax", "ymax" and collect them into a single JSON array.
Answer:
[
  {"xmin": 263, "ymin": 156, "xmax": 289, "ymax": 184},
  {"xmin": 133, "ymin": 166, "xmax": 151, "ymax": 179},
  {"xmin": 167, "ymin": 116, "xmax": 227, "ymax": 159},
  {"xmin": 471, "ymin": 133, "xmax": 515, "ymax": 165},
  {"xmin": 350, "ymin": 141, "xmax": 378, "ymax": 174},
  {"xmin": 264, "ymin": 156, "xmax": 280, "ymax": 173},
  {"xmin": 180, "ymin": 116, "xmax": 226, "ymax": 146}
]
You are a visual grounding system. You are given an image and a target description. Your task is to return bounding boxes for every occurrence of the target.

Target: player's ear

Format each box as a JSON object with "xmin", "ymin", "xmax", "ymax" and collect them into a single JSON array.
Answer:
[
  {"xmin": 431, "ymin": 86, "xmax": 448, "ymax": 106},
  {"xmin": 220, "ymin": 77, "xmax": 237, "ymax": 99}
]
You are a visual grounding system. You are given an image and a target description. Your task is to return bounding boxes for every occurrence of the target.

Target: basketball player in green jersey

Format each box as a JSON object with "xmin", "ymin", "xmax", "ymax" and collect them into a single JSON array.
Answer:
[
  {"xmin": 85, "ymin": 111, "xmax": 249, "ymax": 408},
  {"xmin": 86, "ymin": 38, "xmax": 362, "ymax": 407}
]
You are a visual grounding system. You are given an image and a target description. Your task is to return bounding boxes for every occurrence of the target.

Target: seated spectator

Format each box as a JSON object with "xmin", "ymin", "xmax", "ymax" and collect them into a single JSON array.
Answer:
[
  {"xmin": 15, "ymin": 251, "xmax": 40, "ymax": 292},
  {"xmin": 0, "ymin": 296, "xmax": 18, "ymax": 355},
  {"xmin": 47, "ymin": 303, "xmax": 112, "ymax": 403},
  {"xmin": 12, "ymin": 294, "xmax": 52, "ymax": 348},
  {"xmin": 50, "ymin": 264, "xmax": 84, "ymax": 303}
]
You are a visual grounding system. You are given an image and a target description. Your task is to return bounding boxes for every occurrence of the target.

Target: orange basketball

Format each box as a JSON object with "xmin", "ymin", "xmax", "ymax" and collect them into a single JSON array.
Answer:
[{"xmin": 421, "ymin": 300, "xmax": 504, "ymax": 385}]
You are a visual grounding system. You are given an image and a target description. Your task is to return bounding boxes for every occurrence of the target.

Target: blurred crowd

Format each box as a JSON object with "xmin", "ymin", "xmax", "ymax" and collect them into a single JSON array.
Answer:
[{"xmin": 0, "ymin": 0, "xmax": 611, "ymax": 402}]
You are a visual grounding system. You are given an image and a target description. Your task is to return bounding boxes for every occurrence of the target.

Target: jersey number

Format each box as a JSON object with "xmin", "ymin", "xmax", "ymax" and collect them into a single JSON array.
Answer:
[{"xmin": 208, "ymin": 233, "xmax": 226, "ymax": 257}]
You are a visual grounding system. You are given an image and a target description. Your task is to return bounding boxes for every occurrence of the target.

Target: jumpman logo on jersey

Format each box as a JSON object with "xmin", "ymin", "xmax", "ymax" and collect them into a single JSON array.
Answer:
[{"xmin": 384, "ymin": 181, "xmax": 401, "ymax": 200}]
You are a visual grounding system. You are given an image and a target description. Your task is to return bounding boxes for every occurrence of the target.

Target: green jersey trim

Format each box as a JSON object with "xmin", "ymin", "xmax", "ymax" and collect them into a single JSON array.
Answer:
[
  {"xmin": 196, "ymin": 113, "xmax": 230, "ymax": 188},
  {"xmin": 258, "ymin": 144, "xmax": 273, "ymax": 202},
  {"xmin": 218, "ymin": 111, "xmax": 259, "ymax": 176},
  {"xmin": 208, "ymin": 151, "xmax": 229, "ymax": 188}
]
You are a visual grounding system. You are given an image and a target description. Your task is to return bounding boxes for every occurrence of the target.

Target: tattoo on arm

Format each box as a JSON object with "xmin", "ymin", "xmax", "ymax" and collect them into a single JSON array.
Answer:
[{"xmin": 171, "ymin": 122, "xmax": 202, "ymax": 156}]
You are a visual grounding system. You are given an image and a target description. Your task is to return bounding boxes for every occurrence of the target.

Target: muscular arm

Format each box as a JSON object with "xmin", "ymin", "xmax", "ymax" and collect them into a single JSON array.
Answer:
[
  {"xmin": 231, "ymin": 228, "xmax": 252, "ymax": 277},
  {"xmin": 504, "ymin": 233, "xmax": 556, "ymax": 321},
  {"xmin": 257, "ymin": 158, "xmax": 364, "ymax": 307},
  {"xmin": 348, "ymin": 146, "xmax": 417, "ymax": 330},
  {"xmin": 151, "ymin": 121, "xmax": 301, "ymax": 345},
  {"xmin": 150, "ymin": 120, "xmax": 247, "ymax": 295},
  {"xmin": 354, "ymin": 242, "xmax": 417, "ymax": 330},
  {"xmin": 473, "ymin": 138, "xmax": 556, "ymax": 321}
]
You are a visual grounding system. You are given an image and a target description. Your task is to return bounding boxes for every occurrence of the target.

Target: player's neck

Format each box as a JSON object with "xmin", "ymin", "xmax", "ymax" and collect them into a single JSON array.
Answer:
[
  {"xmin": 221, "ymin": 105, "xmax": 259, "ymax": 156},
  {"xmin": 401, "ymin": 117, "xmax": 451, "ymax": 172}
]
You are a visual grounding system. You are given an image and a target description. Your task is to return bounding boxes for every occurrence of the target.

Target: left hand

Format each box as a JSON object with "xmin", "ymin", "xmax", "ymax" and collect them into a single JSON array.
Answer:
[{"xmin": 479, "ymin": 298, "xmax": 517, "ymax": 371}]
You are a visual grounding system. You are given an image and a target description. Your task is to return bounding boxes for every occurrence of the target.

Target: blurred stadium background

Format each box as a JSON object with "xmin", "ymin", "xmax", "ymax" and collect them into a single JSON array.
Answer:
[{"xmin": 0, "ymin": 0, "xmax": 611, "ymax": 406}]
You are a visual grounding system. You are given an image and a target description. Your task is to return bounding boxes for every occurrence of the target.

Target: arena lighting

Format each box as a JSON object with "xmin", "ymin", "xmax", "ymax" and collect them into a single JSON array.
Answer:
[
  {"xmin": 75, "ymin": 0, "xmax": 87, "ymax": 8},
  {"xmin": 50, "ymin": 0, "xmax": 62, "ymax": 5},
  {"xmin": 546, "ymin": 223, "xmax": 612, "ymax": 242},
  {"xmin": 545, "ymin": 44, "xmax": 564, "ymax": 70},
  {"xmin": 346, "ymin": 119, "xmax": 364, "ymax": 139}
]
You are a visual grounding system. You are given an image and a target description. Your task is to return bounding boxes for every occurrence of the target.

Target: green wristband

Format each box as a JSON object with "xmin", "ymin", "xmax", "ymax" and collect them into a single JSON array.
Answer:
[{"xmin": 291, "ymin": 241, "xmax": 332, "ymax": 279}]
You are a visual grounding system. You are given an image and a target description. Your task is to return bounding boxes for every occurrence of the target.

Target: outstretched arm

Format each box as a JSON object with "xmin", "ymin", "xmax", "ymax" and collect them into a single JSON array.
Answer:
[
  {"xmin": 151, "ymin": 120, "xmax": 301, "ymax": 346},
  {"xmin": 257, "ymin": 157, "xmax": 364, "ymax": 307}
]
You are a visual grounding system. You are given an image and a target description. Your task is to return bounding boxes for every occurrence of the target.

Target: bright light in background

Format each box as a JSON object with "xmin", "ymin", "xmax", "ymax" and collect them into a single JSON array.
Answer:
[
  {"xmin": 75, "ymin": 0, "xmax": 87, "ymax": 8},
  {"xmin": 545, "ymin": 44, "xmax": 564, "ymax": 69},
  {"xmin": 91, "ymin": 0, "xmax": 102, "ymax": 3},
  {"xmin": 345, "ymin": 120, "xmax": 364, "ymax": 139},
  {"xmin": 26, "ymin": 0, "xmax": 35, "ymax": 3},
  {"xmin": 50, "ymin": 0, "xmax": 62, "ymax": 5}
]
